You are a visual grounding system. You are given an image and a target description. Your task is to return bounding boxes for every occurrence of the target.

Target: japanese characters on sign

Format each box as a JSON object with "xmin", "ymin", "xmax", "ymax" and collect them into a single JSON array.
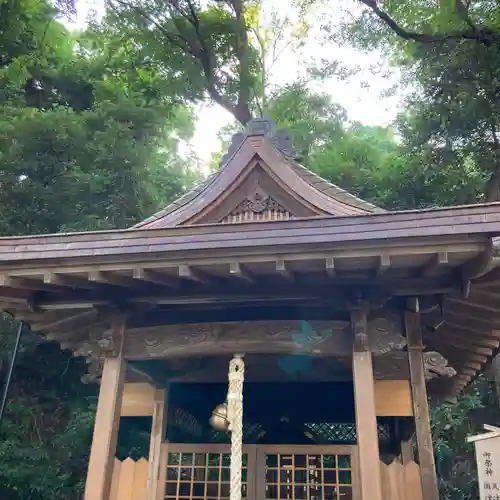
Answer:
[{"xmin": 469, "ymin": 426, "xmax": 500, "ymax": 500}]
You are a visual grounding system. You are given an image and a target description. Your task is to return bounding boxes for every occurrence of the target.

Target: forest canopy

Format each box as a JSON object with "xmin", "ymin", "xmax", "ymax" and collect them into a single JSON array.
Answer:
[{"xmin": 1, "ymin": 0, "xmax": 499, "ymax": 498}]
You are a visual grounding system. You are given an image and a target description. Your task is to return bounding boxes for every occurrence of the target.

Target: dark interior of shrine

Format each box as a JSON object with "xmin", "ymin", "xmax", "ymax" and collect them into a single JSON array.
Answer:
[{"xmin": 159, "ymin": 381, "xmax": 413, "ymax": 460}]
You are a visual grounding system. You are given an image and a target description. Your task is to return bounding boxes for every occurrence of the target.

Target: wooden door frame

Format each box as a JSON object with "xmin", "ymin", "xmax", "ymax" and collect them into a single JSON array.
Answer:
[
  {"xmin": 157, "ymin": 443, "xmax": 258, "ymax": 500},
  {"xmin": 255, "ymin": 444, "xmax": 360, "ymax": 500},
  {"xmin": 157, "ymin": 443, "xmax": 359, "ymax": 500}
]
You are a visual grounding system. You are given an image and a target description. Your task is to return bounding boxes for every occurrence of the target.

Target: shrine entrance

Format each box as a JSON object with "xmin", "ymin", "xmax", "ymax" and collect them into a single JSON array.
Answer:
[{"xmin": 160, "ymin": 443, "xmax": 358, "ymax": 500}]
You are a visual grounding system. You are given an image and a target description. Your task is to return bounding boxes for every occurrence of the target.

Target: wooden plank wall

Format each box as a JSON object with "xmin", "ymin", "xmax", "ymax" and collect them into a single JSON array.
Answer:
[
  {"xmin": 120, "ymin": 383, "xmax": 156, "ymax": 417},
  {"xmin": 110, "ymin": 458, "xmax": 148, "ymax": 500},
  {"xmin": 380, "ymin": 460, "xmax": 423, "ymax": 500},
  {"xmin": 374, "ymin": 380, "xmax": 413, "ymax": 417}
]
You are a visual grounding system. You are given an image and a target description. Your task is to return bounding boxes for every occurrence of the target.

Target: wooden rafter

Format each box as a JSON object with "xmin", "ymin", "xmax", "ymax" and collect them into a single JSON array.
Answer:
[
  {"xmin": 133, "ymin": 268, "xmax": 178, "ymax": 288},
  {"xmin": 229, "ymin": 262, "xmax": 253, "ymax": 282},
  {"xmin": 421, "ymin": 252, "xmax": 449, "ymax": 277},
  {"xmin": 377, "ymin": 254, "xmax": 391, "ymax": 277}
]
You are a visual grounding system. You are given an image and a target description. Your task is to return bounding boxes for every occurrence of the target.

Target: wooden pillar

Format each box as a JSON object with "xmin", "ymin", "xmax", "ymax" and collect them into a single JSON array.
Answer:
[
  {"xmin": 351, "ymin": 309, "xmax": 383, "ymax": 500},
  {"xmin": 405, "ymin": 306, "xmax": 439, "ymax": 500},
  {"xmin": 84, "ymin": 355, "xmax": 126, "ymax": 500},
  {"xmin": 147, "ymin": 387, "xmax": 168, "ymax": 500}
]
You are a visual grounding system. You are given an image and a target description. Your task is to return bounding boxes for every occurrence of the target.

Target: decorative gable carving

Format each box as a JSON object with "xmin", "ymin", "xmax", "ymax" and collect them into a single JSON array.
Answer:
[
  {"xmin": 220, "ymin": 187, "xmax": 293, "ymax": 223},
  {"xmin": 134, "ymin": 117, "xmax": 383, "ymax": 229}
]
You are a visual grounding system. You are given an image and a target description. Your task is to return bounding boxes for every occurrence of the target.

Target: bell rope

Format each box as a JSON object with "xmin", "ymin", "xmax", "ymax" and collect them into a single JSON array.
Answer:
[{"xmin": 227, "ymin": 355, "xmax": 245, "ymax": 500}]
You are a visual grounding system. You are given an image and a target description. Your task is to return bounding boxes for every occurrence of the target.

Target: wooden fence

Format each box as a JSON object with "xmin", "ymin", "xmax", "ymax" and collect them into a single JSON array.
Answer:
[
  {"xmin": 110, "ymin": 457, "xmax": 148, "ymax": 500},
  {"xmin": 108, "ymin": 455, "xmax": 423, "ymax": 500},
  {"xmin": 380, "ymin": 459, "xmax": 424, "ymax": 500}
]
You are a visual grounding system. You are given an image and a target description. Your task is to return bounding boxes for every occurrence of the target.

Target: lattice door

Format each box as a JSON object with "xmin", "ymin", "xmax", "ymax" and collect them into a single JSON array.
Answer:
[
  {"xmin": 160, "ymin": 444, "xmax": 257, "ymax": 500},
  {"xmin": 258, "ymin": 445, "xmax": 358, "ymax": 500},
  {"xmin": 158, "ymin": 444, "xmax": 358, "ymax": 500}
]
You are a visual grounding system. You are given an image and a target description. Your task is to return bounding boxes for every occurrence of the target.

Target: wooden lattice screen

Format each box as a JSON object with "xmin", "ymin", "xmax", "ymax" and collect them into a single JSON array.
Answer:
[
  {"xmin": 158, "ymin": 444, "xmax": 359, "ymax": 500},
  {"xmin": 108, "ymin": 449, "xmax": 423, "ymax": 500},
  {"xmin": 264, "ymin": 449, "xmax": 355, "ymax": 500}
]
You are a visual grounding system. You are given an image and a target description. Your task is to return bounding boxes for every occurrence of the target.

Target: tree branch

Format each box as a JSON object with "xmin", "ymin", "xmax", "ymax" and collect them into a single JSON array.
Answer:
[
  {"xmin": 108, "ymin": 0, "xmax": 195, "ymax": 54},
  {"xmin": 225, "ymin": 0, "xmax": 253, "ymax": 124},
  {"xmin": 358, "ymin": 0, "xmax": 500, "ymax": 46},
  {"xmin": 454, "ymin": 0, "xmax": 476, "ymax": 31}
]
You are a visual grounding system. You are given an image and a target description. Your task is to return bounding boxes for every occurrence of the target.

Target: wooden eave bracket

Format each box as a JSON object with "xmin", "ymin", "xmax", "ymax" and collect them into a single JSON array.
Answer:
[{"xmin": 465, "ymin": 238, "xmax": 496, "ymax": 281}]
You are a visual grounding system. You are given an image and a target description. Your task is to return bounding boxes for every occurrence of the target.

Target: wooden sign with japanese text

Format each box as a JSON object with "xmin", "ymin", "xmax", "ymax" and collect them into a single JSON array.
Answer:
[{"xmin": 469, "ymin": 425, "xmax": 500, "ymax": 500}]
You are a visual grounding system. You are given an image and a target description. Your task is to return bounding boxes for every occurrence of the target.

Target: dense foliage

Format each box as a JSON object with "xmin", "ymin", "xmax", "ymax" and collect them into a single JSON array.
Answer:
[
  {"xmin": 0, "ymin": 1, "xmax": 197, "ymax": 498},
  {"xmin": 1, "ymin": 0, "xmax": 500, "ymax": 499}
]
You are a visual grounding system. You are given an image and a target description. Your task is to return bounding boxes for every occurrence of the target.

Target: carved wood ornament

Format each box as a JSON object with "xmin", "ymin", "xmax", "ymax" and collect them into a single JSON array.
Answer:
[
  {"xmin": 423, "ymin": 351, "xmax": 457, "ymax": 381},
  {"xmin": 221, "ymin": 189, "xmax": 292, "ymax": 223},
  {"xmin": 62, "ymin": 313, "xmax": 127, "ymax": 383},
  {"xmin": 124, "ymin": 320, "xmax": 352, "ymax": 359},
  {"xmin": 367, "ymin": 314, "xmax": 407, "ymax": 355}
]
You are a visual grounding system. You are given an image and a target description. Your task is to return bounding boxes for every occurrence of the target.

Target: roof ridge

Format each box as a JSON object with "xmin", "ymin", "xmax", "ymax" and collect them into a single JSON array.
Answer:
[{"xmin": 133, "ymin": 117, "xmax": 384, "ymax": 229}]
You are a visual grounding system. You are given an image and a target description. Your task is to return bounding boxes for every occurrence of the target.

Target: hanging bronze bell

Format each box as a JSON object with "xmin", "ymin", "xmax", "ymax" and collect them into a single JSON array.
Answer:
[{"xmin": 210, "ymin": 403, "xmax": 229, "ymax": 431}]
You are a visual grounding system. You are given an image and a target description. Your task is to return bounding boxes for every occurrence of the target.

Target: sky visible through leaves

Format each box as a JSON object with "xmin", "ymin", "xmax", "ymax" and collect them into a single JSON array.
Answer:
[{"xmin": 67, "ymin": 0, "xmax": 404, "ymax": 163}]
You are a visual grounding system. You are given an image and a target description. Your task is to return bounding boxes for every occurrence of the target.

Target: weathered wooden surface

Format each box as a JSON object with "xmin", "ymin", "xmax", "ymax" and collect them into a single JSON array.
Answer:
[
  {"xmin": 77, "ymin": 314, "xmax": 407, "ymax": 362},
  {"xmin": 351, "ymin": 308, "xmax": 383, "ymax": 500},
  {"xmin": 110, "ymin": 457, "xmax": 148, "ymax": 500},
  {"xmin": 374, "ymin": 380, "xmax": 413, "ymax": 416},
  {"xmin": 405, "ymin": 308, "xmax": 440, "ymax": 500},
  {"xmin": 0, "ymin": 204, "xmax": 493, "ymax": 263},
  {"xmin": 124, "ymin": 320, "xmax": 351, "ymax": 359},
  {"xmin": 120, "ymin": 383, "xmax": 156, "ymax": 417},
  {"xmin": 380, "ymin": 460, "xmax": 423, "ymax": 500},
  {"xmin": 146, "ymin": 389, "xmax": 167, "ymax": 500},
  {"xmin": 85, "ymin": 356, "xmax": 126, "ymax": 500}
]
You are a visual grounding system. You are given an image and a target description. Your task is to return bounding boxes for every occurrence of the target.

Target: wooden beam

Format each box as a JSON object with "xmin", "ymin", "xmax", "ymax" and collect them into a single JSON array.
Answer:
[
  {"xmin": 0, "ymin": 290, "xmax": 30, "ymax": 305},
  {"xmin": 0, "ymin": 274, "xmax": 57, "ymax": 292},
  {"xmin": 427, "ymin": 333, "xmax": 492, "ymax": 356},
  {"xmin": 461, "ymin": 278, "xmax": 471, "ymax": 299},
  {"xmin": 421, "ymin": 252, "xmax": 449, "ymax": 277},
  {"xmin": 133, "ymin": 268, "xmax": 177, "ymax": 288},
  {"xmin": 229, "ymin": 262, "xmax": 253, "ymax": 282},
  {"xmin": 84, "ymin": 355, "xmax": 126, "ymax": 500},
  {"xmin": 476, "ymin": 267, "xmax": 500, "ymax": 285},
  {"xmin": 44, "ymin": 271, "xmax": 97, "ymax": 289},
  {"xmin": 377, "ymin": 254, "xmax": 391, "ymax": 277},
  {"xmin": 31, "ymin": 309, "xmax": 98, "ymax": 332},
  {"xmin": 463, "ymin": 361, "xmax": 483, "ymax": 371},
  {"xmin": 444, "ymin": 310, "xmax": 499, "ymax": 334},
  {"xmin": 146, "ymin": 388, "xmax": 168, "ymax": 500},
  {"xmin": 88, "ymin": 270, "xmax": 139, "ymax": 288},
  {"xmin": 446, "ymin": 297, "xmax": 500, "ymax": 320},
  {"xmin": 351, "ymin": 308, "xmax": 383, "ymax": 500},
  {"xmin": 463, "ymin": 290, "xmax": 500, "ymax": 313},
  {"xmin": 276, "ymin": 258, "xmax": 293, "ymax": 280},
  {"xmin": 405, "ymin": 307, "xmax": 439, "ymax": 500},
  {"xmin": 442, "ymin": 323, "xmax": 500, "ymax": 348},
  {"xmin": 432, "ymin": 332, "xmax": 493, "ymax": 356},
  {"xmin": 178, "ymin": 264, "xmax": 210, "ymax": 284},
  {"xmin": 461, "ymin": 368, "xmax": 476, "ymax": 376},
  {"xmin": 123, "ymin": 320, "xmax": 351, "ymax": 360},
  {"xmin": 325, "ymin": 257, "xmax": 336, "ymax": 278},
  {"xmin": 462, "ymin": 243, "xmax": 493, "ymax": 280}
]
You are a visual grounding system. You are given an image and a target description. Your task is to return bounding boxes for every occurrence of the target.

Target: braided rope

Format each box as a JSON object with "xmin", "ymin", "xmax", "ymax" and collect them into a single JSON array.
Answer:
[{"xmin": 227, "ymin": 355, "xmax": 245, "ymax": 500}]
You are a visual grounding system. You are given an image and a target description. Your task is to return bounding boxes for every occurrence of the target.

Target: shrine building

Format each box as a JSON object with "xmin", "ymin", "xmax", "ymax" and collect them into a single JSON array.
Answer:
[{"xmin": 1, "ymin": 118, "xmax": 500, "ymax": 500}]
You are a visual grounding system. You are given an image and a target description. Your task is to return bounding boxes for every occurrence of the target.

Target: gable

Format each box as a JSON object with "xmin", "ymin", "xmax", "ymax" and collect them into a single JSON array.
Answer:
[{"xmin": 135, "ymin": 118, "xmax": 384, "ymax": 229}]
